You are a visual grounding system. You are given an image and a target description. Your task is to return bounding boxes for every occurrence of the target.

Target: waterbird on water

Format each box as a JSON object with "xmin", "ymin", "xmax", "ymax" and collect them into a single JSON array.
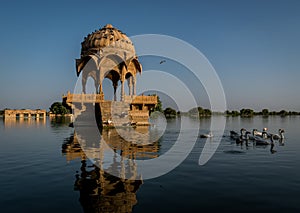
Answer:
[
  {"xmin": 272, "ymin": 129, "xmax": 285, "ymax": 140},
  {"xmin": 253, "ymin": 128, "xmax": 269, "ymax": 139},
  {"xmin": 200, "ymin": 132, "xmax": 213, "ymax": 138},
  {"xmin": 246, "ymin": 128, "xmax": 269, "ymax": 145},
  {"xmin": 250, "ymin": 129, "xmax": 265, "ymax": 140},
  {"xmin": 236, "ymin": 130, "xmax": 251, "ymax": 145},
  {"xmin": 230, "ymin": 128, "xmax": 246, "ymax": 140},
  {"xmin": 230, "ymin": 130, "xmax": 239, "ymax": 138},
  {"xmin": 231, "ymin": 128, "xmax": 270, "ymax": 145}
]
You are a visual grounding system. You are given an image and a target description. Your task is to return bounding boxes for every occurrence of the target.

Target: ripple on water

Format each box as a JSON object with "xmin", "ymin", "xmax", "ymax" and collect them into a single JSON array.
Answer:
[{"xmin": 223, "ymin": 150, "xmax": 246, "ymax": 154}]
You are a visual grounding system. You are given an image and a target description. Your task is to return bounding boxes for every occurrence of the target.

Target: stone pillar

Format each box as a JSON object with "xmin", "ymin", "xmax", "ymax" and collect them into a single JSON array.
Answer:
[
  {"xmin": 82, "ymin": 78, "xmax": 86, "ymax": 94},
  {"xmin": 121, "ymin": 66, "xmax": 127, "ymax": 101},
  {"xmin": 128, "ymin": 77, "xmax": 133, "ymax": 96},
  {"xmin": 95, "ymin": 81, "xmax": 99, "ymax": 94},
  {"xmin": 113, "ymin": 82, "xmax": 118, "ymax": 101},
  {"xmin": 121, "ymin": 80, "xmax": 125, "ymax": 101},
  {"xmin": 99, "ymin": 83, "xmax": 103, "ymax": 94},
  {"xmin": 132, "ymin": 77, "xmax": 136, "ymax": 96}
]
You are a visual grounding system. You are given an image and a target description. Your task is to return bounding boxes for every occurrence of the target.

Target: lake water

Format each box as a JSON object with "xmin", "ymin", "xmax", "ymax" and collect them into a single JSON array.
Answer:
[{"xmin": 0, "ymin": 116, "xmax": 300, "ymax": 212}]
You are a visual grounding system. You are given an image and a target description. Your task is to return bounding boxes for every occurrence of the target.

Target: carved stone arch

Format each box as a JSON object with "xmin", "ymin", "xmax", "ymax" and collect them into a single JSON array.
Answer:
[
  {"xmin": 128, "ymin": 58, "xmax": 142, "ymax": 74},
  {"xmin": 99, "ymin": 54, "xmax": 128, "ymax": 95},
  {"xmin": 103, "ymin": 69, "xmax": 121, "ymax": 101},
  {"xmin": 104, "ymin": 69, "xmax": 121, "ymax": 82},
  {"xmin": 81, "ymin": 55, "xmax": 100, "ymax": 94},
  {"xmin": 99, "ymin": 54, "xmax": 126, "ymax": 72},
  {"xmin": 106, "ymin": 54, "xmax": 127, "ymax": 71},
  {"xmin": 76, "ymin": 54, "xmax": 100, "ymax": 77},
  {"xmin": 125, "ymin": 71, "xmax": 133, "ymax": 80},
  {"xmin": 99, "ymin": 54, "xmax": 125, "ymax": 81},
  {"xmin": 125, "ymin": 72, "xmax": 134, "ymax": 96}
]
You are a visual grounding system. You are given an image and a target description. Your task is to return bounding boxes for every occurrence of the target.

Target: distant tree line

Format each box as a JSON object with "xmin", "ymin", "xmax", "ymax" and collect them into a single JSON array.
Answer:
[
  {"xmin": 225, "ymin": 108, "xmax": 300, "ymax": 117},
  {"xmin": 157, "ymin": 106, "xmax": 300, "ymax": 118},
  {"xmin": 149, "ymin": 95, "xmax": 300, "ymax": 119},
  {"xmin": 188, "ymin": 107, "xmax": 212, "ymax": 117}
]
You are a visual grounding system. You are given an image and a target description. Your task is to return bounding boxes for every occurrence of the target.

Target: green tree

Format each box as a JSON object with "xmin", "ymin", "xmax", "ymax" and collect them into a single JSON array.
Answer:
[
  {"xmin": 188, "ymin": 106, "xmax": 212, "ymax": 117},
  {"xmin": 149, "ymin": 95, "xmax": 162, "ymax": 113},
  {"xmin": 203, "ymin": 109, "xmax": 212, "ymax": 116},
  {"xmin": 240, "ymin": 108, "xmax": 254, "ymax": 117},
  {"xmin": 231, "ymin": 111, "xmax": 240, "ymax": 116},
  {"xmin": 197, "ymin": 107, "xmax": 204, "ymax": 115},
  {"xmin": 164, "ymin": 107, "xmax": 177, "ymax": 117},
  {"xmin": 49, "ymin": 102, "xmax": 69, "ymax": 115},
  {"xmin": 262, "ymin": 109, "xmax": 269, "ymax": 116},
  {"xmin": 278, "ymin": 110, "xmax": 287, "ymax": 116}
]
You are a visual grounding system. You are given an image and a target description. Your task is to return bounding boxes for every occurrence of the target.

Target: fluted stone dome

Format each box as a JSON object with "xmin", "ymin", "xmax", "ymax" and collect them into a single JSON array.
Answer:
[
  {"xmin": 80, "ymin": 24, "xmax": 135, "ymax": 56},
  {"xmin": 76, "ymin": 23, "xmax": 142, "ymax": 81}
]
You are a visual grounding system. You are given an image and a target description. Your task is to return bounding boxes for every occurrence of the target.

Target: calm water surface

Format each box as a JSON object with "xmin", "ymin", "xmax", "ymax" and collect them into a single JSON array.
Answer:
[{"xmin": 0, "ymin": 116, "xmax": 300, "ymax": 212}]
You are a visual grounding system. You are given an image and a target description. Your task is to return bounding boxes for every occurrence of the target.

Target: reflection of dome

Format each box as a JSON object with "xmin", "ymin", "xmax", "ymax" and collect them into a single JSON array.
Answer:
[
  {"xmin": 80, "ymin": 24, "xmax": 135, "ymax": 57},
  {"xmin": 74, "ymin": 161, "xmax": 142, "ymax": 213}
]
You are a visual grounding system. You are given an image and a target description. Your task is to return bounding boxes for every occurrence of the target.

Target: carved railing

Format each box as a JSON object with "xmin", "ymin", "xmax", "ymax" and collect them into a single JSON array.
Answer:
[
  {"xmin": 129, "ymin": 110, "xmax": 149, "ymax": 116},
  {"xmin": 64, "ymin": 93, "xmax": 104, "ymax": 103},
  {"xmin": 64, "ymin": 92, "xmax": 157, "ymax": 105},
  {"xmin": 124, "ymin": 95, "xmax": 158, "ymax": 105},
  {"xmin": 64, "ymin": 93, "xmax": 157, "ymax": 105}
]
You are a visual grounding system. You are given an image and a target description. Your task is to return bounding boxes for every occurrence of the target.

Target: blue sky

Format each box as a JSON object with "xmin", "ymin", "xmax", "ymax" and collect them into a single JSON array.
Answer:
[{"xmin": 0, "ymin": 0, "xmax": 299, "ymax": 111}]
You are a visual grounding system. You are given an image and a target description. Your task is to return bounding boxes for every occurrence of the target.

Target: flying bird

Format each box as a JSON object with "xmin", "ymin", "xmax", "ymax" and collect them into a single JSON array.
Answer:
[{"xmin": 159, "ymin": 60, "xmax": 166, "ymax": 64}]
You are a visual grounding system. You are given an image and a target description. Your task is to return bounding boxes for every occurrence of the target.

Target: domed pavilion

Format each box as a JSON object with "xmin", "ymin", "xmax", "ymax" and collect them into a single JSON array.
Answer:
[{"xmin": 63, "ymin": 24, "xmax": 157, "ymax": 126}]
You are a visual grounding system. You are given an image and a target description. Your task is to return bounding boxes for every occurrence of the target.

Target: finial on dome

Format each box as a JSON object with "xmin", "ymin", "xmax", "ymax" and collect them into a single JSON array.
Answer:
[{"xmin": 104, "ymin": 24, "xmax": 113, "ymax": 28}]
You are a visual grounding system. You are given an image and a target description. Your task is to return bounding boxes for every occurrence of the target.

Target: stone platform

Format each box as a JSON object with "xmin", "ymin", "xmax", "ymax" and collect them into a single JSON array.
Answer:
[{"xmin": 63, "ymin": 93, "xmax": 157, "ymax": 126}]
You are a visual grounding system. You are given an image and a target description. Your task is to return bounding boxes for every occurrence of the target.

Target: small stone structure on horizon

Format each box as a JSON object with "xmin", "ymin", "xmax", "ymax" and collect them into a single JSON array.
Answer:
[
  {"xmin": 4, "ymin": 109, "xmax": 46, "ymax": 119},
  {"xmin": 63, "ymin": 24, "xmax": 157, "ymax": 126}
]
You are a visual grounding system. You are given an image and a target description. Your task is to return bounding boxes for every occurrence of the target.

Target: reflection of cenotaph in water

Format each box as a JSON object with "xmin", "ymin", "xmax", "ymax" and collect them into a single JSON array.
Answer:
[
  {"xmin": 63, "ymin": 24, "xmax": 158, "ymax": 127},
  {"xmin": 62, "ymin": 129, "xmax": 160, "ymax": 212}
]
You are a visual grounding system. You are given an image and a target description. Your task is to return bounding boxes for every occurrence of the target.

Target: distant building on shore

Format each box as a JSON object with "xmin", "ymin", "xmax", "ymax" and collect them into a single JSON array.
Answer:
[{"xmin": 4, "ymin": 109, "xmax": 46, "ymax": 119}]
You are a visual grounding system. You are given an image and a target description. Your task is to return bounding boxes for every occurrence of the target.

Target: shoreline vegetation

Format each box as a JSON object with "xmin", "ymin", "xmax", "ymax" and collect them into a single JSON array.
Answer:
[
  {"xmin": 1, "ymin": 101, "xmax": 299, "ymax": 119},
  {"xmin": 169, "ymin": 107, "xmax": 300, "ymax": 118},
  {"xmin": 150, "ymin": 95, "xmax": 300, "ymax": 118}
]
